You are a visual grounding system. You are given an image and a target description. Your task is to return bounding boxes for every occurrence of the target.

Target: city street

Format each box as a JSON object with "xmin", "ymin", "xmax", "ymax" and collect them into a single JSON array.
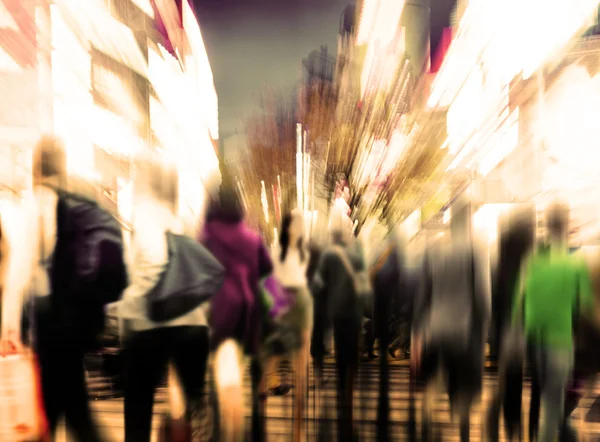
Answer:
[{"xmin": 53, "ymin": 358, "xmax": 600, "ymax": 441}]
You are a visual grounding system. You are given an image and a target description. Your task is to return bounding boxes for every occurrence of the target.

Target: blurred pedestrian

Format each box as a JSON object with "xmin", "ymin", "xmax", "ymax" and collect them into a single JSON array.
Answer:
[
  {"xmin": 517, "ymin": 202, "xmax": 594, "ymax": 442},
  {"xmin": 263, "ymin": 208, "xmax": 313, "ymax": 441},
  {"xmin": 311, "ymin": 207, "xmax": 363, "ymax": 442},
  {"xmin": 486, "ymin": 205, "xmax": 535, "ymax": 441},
  {"xmin": 114, "ymin": 153, "xmax": 214, "ymax": 442},
  {"xmin": 7, "ymin": 136, "xmax": 128, "ymax": 441},
  {"xmin": 412, "ymin": 196, "xmax": 491, "ymax": 442},
  {"xmin": 201, "ymin": 171, "xmax": 273, "ymax": 442}
]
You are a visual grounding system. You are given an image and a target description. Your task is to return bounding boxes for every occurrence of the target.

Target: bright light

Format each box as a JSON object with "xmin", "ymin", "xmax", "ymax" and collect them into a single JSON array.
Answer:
[
  {"xmin": 356, "ymin": 0, "xmax": 380, "ymax": 45},
  {"xmin": 401, "ymin": 209, "xmax": 421, "ymax": 240},
  {"xmin": 474, "ymin": 204, "xmax": 513, "ymax": 245},
  {"xmin": 358, "ymin": 0, "xmax": 405, "ymax": 98},
  {"xmin": 261, "ymin": 180, "xmax": 269, "ymax": 223},
  {"xmin": 132, "ymin": 0, "xmax": 154, "ymax": 18},
  {"xmin": 296, "ymin": 152, "xmax": 303, "ymax": 211},
  {"xmin": 542, "ymin": 64, "xmax": 600, "ymax": 188},
  {"xmin": 446, "ymin": 67, "xmax": 482, "ymax": 155},
  {"xmin": 428, "ymin": 0, "xmax": 600, "ymax": 109}
]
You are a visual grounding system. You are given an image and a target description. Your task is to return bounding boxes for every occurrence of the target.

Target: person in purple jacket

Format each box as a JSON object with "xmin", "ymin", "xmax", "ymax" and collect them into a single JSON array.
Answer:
[{"xmin": 200, "ymin": 171, "xmax": 272, "ymax": 441}]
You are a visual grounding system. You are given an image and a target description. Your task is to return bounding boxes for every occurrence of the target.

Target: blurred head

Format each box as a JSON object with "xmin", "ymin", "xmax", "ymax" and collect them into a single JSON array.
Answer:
[
  {"xmin": 133, "ymin": 151, "xmax": 179, "ymax": 213},
  {"xmin": 328, "ymin": 205, "xmax": 353, "ymax": 244},
  {"xmin": 279, "ymin": 209, "xmax": 305, "ymax": 262},
  {"xmin": 32, "ymin": 135, "xmax": 67, "ymax": 188},
  {"xmin": 545, "ymin": 201, "xmax": 569, "ymax": 243},
  {"xmin": 450, "ymin": 194, "xmax": 472, "ymax": 240},
  {"xmin": 206, "ymin": 167, "xmax": 244, "ymax": 223}
]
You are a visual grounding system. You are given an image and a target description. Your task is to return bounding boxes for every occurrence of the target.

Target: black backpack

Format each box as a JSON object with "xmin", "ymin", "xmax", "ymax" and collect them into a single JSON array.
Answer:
[{"xmin": 50, "ymin": 190, "xmax": 128, "ymax": 347}]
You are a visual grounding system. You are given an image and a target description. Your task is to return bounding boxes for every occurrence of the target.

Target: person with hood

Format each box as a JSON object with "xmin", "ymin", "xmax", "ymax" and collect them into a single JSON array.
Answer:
[
  {"xmin": 311, "ymin": 206, "xmax": 364, "ymax": 442},
  {"xmin": 201, "ymin": 170, "xmax": 273, "ymax": 441},
  {"xmin": 412, "ymin": 195, "xmax": 491, "ymax": 442}
]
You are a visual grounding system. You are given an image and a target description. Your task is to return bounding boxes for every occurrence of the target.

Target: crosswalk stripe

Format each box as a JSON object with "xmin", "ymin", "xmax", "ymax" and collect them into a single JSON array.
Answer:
[{"xmin": 52, "ymin": 359, "xmax": 600, "ymax": 441}]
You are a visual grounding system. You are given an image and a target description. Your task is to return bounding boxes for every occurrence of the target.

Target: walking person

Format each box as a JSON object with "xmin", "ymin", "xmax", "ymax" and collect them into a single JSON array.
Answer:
[
  {"xmin": 263, "ymin": 208, "xmax": 313, "ymax": 441},
  {"xmin": 114, "ymin": 153, "xmax": 219, "ymax": 442},
  {"xmin": 311, "ymin": 207, "xmax": 364, "ymax": 442},
  {"xmin": 201, "ymin": 171, "xmax": 273, "ymax": 442},
  {"xmin": 516, "ymin": 202, "xmax": 594, "ymax": 442},
  {"xmin": 485, "ymin": 205, "xmax": 535, "ymax": 442},
  {"xmin": 412, "ymin": 196, "xmax": 491, "ymax": 442},
  {"xmin": 5, "ymin": 136, "xmax": 128, "ymax": 441}
]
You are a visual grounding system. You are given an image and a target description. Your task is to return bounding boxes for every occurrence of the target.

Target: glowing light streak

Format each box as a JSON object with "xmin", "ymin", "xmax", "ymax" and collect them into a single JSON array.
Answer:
[
  {"xmin": 182, "ymin": 0, "xmax": 218, "ymax": 139},
  {"xmin": 296, "ymin": 124, "xmax": 303, "ymax": 210},
  {"xmin": 296, "ymin": 151, "xmax": 303, "ymax": 211},
  {"xmin": 428, "ymin": 0, "xmax": 600, "ymax": 108},
  {"xmin": 261, "ymin": 180, "xmax": 269, "ymax": 223},
  {"xmin": 356, "ymin": 0, "xmax": 380, "ymax": 45},
  {"xmin": 132, "ymin": 0, "xmax": 154, "ymax": 19},
  {"xmin": 0, "ymin": 1, "xmax": 19, "ymax": 30},
  {"xmin": 476, "ymin": 107, "xmax": 519, "ymax": 177},
  {"xmin": 0, "ymin": 46, "xmax": 21, "ymax": 72},
  {"xmin": 56, "ymin": 0, "xmax": 148, "ymax": 77}
]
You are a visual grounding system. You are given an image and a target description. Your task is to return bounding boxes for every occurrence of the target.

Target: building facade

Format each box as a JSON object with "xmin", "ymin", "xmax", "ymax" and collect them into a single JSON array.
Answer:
[{"xmin": 0, "ymin": 0, "xmax": 219, "ymax": 230}]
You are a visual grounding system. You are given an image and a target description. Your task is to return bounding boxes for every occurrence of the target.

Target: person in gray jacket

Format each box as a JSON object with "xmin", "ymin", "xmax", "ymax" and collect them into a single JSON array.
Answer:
[
  {"xmin": 311, "ymin": 208, "xmax": 363, "ymax": 442},
  {"xmin": 412, "ymin": 196, "xmax": 491, "ymax": 442}
]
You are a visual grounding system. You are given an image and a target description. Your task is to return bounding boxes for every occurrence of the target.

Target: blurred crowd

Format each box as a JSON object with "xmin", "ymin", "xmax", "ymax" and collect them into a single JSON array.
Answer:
[{"xmin": 0, "ymin": 135, "xmax": 599, "ymax": 442}]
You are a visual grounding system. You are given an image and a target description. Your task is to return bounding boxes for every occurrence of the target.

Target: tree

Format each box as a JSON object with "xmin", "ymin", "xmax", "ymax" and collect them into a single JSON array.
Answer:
[{"xmin": 241, "ymin": 86, "xmax": 297, "ymax": 242}]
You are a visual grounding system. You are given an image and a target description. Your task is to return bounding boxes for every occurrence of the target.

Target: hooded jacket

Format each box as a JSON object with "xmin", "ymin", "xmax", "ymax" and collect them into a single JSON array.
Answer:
[{"xmin": 201, "ymin": 208, "xmax": 272, "ymax": 354}]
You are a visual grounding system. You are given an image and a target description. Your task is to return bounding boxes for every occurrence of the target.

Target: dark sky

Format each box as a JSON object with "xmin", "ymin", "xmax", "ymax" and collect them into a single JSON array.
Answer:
[
  {"xmin": 194, "ymin": 0, "xmax": 350, "ymax": 139},
  {"xmin": 194, "ymin": 0, "xmax": 455, "ymax": 140}
]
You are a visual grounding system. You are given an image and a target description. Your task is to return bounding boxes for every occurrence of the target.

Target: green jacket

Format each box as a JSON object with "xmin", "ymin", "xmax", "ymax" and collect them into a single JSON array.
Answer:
[{"xmin": 513, "ymin": 246, "xmax": 594, "ymax": 348}]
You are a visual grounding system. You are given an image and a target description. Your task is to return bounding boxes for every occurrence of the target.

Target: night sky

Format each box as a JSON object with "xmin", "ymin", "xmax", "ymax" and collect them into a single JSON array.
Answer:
[{"xmin": 194, "ymin": 0, "xmax": 455, "ymax": 140}]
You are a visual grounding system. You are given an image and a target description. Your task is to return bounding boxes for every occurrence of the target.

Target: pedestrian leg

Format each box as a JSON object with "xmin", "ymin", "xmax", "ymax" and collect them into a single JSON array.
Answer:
[
  {"xmin": 124, "ymin": 330, "xmax": 167, "ymax": 442},
  {"xmin": 214, "ymin": 339, "xmax": 244, "ymax": 442},
  {"xmin": 538, "ymin": 348, "xmax": 572, "ymax": 442},
  {"xmin": 293, "ymin": 330, "xmax": 311, "ymax": 442},
  {"xmin": 63, "ymin": 350, "xmax": 103, "ymax": 442}
]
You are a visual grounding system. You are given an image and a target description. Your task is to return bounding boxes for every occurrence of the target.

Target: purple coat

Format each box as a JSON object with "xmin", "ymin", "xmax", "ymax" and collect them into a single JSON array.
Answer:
[{"xmin": 201, "ymin": 218, "xmax": 272, "ymax": 354}]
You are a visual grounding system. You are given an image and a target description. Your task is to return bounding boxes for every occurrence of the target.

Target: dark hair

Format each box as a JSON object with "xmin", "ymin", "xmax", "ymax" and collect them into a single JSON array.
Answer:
[
  {"xmin": 546, "ymin": 202, "xmax": 569, "ymax": 237},
  {"xmin": 279, "ymin": 212, "xmax": 305, "ymax": 262},
  {"xmin": 206, "ymin": 173, "xmax": 244, "ymax": 223},
  {"xmin": 33, "ymin": 135, "xmax": 67, "ymax": 183}
]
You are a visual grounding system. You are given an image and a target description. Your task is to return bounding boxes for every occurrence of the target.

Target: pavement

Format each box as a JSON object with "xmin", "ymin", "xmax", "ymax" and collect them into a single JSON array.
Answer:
[{"xmin": 53, "ymin": 357, "xmax": 600, "ymax": 442}]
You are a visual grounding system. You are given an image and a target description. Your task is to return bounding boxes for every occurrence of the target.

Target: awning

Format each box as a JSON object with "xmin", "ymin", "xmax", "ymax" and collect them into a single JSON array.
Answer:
[{"xmin": 56, "ymin": 0, "xmax": 148, "ymax": 78}]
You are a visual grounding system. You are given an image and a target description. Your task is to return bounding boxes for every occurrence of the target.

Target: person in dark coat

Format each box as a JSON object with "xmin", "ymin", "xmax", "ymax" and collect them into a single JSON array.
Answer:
[{"xmin": 311, "ymin": 208, "xmax": 363, "ymax": 442}]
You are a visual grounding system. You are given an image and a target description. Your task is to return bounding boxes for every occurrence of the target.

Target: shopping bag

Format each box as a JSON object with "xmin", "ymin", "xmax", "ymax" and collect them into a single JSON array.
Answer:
[
  {"xmin": 0, "ymin": 341, "xmax": 48, "ymax": 441},
  {"xmin": 259, "ymin": 275, "xmax": 294, "ymax": 321}
]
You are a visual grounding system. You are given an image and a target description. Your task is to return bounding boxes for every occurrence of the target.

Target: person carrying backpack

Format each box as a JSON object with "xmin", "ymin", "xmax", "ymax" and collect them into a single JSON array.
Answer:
[
  {"xmin": 311, "ymin": 208, "xmax": 364, "ymax": 442},
  {"xmin": 6, "ymin": 135, "xmax": 128, "ymax": 440}
]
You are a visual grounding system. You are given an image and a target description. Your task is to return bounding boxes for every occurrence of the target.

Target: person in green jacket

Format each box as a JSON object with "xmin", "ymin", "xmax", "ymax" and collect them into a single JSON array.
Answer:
[{"xmin": 515, "ymin": 202, "xmax": 594, "ymax": 442}]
